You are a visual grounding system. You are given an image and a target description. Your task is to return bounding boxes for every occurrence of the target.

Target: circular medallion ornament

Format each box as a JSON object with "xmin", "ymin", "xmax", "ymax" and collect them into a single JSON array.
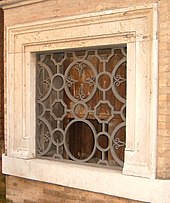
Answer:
[{"xmin": 65, "ymin": 60, "xmax": 97, "ymax": 102}]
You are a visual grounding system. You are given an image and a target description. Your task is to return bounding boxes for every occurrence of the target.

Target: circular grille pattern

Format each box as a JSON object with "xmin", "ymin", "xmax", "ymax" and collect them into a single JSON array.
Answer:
[{"xmin": 36, "ymin": 47, "xmax": 126, "ymax": 167}]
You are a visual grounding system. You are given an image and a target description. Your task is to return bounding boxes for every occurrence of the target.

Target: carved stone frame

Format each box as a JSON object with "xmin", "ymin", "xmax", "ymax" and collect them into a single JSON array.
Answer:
[{"xmin": 3, "ymin": 4, "xmax": 162, "ymax": 202}]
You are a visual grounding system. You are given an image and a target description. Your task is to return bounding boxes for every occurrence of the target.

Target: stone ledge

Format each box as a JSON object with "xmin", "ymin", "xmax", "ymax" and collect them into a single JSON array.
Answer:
[
  {"xmin": 0, "ymin": 0, "xmax": 46, "ymax": 9},
  {"xmin": 2, "ymin": 155, "xmax": 170, "ymax": 203}
]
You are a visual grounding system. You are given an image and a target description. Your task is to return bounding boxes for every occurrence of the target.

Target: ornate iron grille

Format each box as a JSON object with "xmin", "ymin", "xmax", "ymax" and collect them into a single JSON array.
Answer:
[{"xmin": 36, "ymin": 47, "xmax": 126, "ymax": 167}]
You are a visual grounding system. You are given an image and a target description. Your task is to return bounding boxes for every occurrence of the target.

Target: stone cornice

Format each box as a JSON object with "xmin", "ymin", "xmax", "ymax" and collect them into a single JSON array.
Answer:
[{"xmin": 0, "ymin": 0, "xmax": 46, "ymax": 9}]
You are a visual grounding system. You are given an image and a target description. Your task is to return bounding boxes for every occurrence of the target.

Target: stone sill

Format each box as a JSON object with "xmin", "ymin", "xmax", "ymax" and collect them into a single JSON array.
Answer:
[
  {"xmin": 2, "ymin": 155, "xmax": 170, "ymax": 203},
  {"xmin": 0, "ymin": 0, "xmax": 46, "ymax": 9}
]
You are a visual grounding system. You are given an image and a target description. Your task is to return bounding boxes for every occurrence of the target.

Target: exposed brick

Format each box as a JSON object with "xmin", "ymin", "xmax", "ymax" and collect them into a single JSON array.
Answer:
[
  {"xmin": 24, "ymin": 200, "xmax": 37, "ymax": 203},
  {"xmin": 157, "ymin": 0, "xmax": 170, "ymax": 179},
  {"xmin": 6, "ymin": 176, "xmax": 145, "ymax": 203}
]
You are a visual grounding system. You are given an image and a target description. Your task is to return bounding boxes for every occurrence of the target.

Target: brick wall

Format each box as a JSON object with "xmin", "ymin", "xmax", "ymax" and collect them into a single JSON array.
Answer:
[
  {"xmin": 0, "ymin": 8, "xmax": 3, "ymax": 140},
  {"xmin": 3, "ymin": 0, "xmax": 157, "ymax": 26},
  {"xmin": 1, "ymin": 0, "xmax": 170, "ymax": 202},
  {"xmin": 0, "ymin": 7, "xmax": 5, "ymax": 202},
  {"xmin": 6, "ymin": 176, "xmax": 146, "ymax": 203},
  {"xmin": 157, "ymin": 0, "xmax": 170, "ymax": 179}
]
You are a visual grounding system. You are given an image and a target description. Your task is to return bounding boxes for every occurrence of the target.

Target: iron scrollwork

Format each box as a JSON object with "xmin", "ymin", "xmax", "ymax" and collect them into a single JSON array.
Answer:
[{"xmin": 36, "ymin": 47, "xmax": 126, "ymax": 167}]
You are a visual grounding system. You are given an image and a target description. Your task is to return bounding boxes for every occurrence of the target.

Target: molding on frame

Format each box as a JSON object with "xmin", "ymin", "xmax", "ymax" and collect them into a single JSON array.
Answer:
[
  {"xmin": 0, "ymin": 0, "xmax": 46, "ymax": 9},
  {"xmin": 4, "ymin": 4, "xmax": 160, "ymax": 198}
]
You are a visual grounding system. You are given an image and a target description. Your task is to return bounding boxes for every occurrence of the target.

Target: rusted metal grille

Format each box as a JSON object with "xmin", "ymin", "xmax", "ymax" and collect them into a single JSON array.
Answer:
[{"xmin": 36, "ymin": 46, "xmax": 126, "ymax": 167}]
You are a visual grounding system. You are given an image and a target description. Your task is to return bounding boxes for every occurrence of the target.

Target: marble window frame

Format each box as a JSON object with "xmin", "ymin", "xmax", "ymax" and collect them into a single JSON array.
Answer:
[{"xmin": 2, "ymin": 4, "xmax": 163, "ymax": 202}]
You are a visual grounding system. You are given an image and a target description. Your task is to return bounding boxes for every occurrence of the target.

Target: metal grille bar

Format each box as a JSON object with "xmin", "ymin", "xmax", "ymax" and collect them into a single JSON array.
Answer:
[{"xmin": 36, "ymin": 47, "xmax": 126, "ymax": 167}]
